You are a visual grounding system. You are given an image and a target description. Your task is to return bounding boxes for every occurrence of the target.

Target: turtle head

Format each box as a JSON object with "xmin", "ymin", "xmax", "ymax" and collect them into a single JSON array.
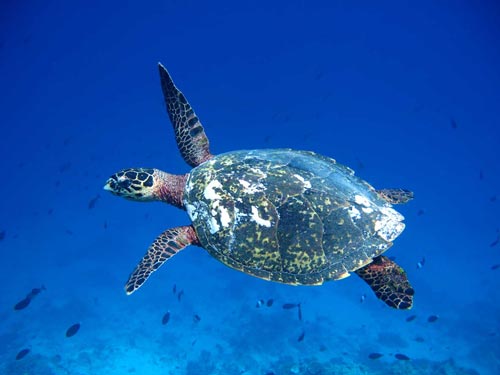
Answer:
[
  {"xmin": 104, "ymin": 168, "xmax": 158, "ymax": 201},
  {"xmin": 104, "ymin": 168, "xmax": 187, "ymax": 208}
]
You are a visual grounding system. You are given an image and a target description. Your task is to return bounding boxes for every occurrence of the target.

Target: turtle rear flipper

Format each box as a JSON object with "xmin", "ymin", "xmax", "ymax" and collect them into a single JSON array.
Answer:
[
  {"xmin": 159, "ymin": 64, "xmax": 213, "ymax": 167},
  {"xmin": 377, "ymin": 188, "xmax": 414, "ymax": 204},
  {"xmin": 355, "ymin": 255, "xmax": 414, "ymax": 309},
  {"xmin": 125, "ymin": 225, "xmax": 200, "ymax": 295}
]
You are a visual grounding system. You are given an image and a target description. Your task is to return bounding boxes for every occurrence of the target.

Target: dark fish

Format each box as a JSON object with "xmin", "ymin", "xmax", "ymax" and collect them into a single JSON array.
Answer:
[
  {"xmin": 416, "ymin": 257, "xmax": 426, "ymax": 269},
  {"xmin": 177, "ymin": 290, "xmax": 184, "ymax": 302},
  {"xmin": 29, "ymin": 285, "xmax": 46, "ymax": 298},
  {"xmin": 88, "ymin": 194, "xmax": 100, "ymax": 209},
  {"xmin": 490, "ymin": 238, "xmax": 499, "ymax": 247},
  {"xmin": 491, "ymin": 264, "xmax": 500, "ymax": 270},
  {"xmin": 65, "ymin": 229, "xmax": 74, "ymax": 235},
  {"xmin": 0, "ymin": 230, "xmax": 6, "ymax": 240},
  {"xmin": 405, "ymin": 315, "xmax": 417, "ymax": 322},
  {"xmin": 490, "ymin": 195, "xmax": 497, "ymax": 202},
  {"xmin": 395, "ymin": 353, "xmax": 410, "ymax": 361},
  {"xmin": 266, "ymin": 298, "xmax": 274, "ymax": 307},
  {"xmin": 414, "ymin": 336, "xmax": 425, "ymax": 343},
  {"xmin": 297, "ymin": 331, "xmax": 305, "ymax": 342},
  {"xmin": 282, "ymin": 303, "xmax": 298, "ymax": 309},
  {"xmin": 417, "ymin": 209, "xmax": 425, "ymax": 216},
  {"xmin": 66, "ymin": 323, "xmax": 80, "ymax": 337},
  {"xmin": 48, "ymin": 208, "xmax": 53, "ymax": 215},
  {"xmin": 193, "ymin": 314, "xmax": 201, "ymax": 322},
  {"xmin": 298, "ymin": 303, "xmax": 302, "ymax": 321},
  {"xmin": 103, "ymin": 221, "xmax": 108, "ymax": 229},
  {"xmin": 479, "ymin": 169, "xmax": 484, "ymax": 180},
  {"xmin": 255, "ymin": 299, "xmax": 264, "ymax": 308},
  {"xmin": 427, "ymin": 315, "xmax": 439, "ymax": 323},
  {"xmin": 356, "ymin": 157, "xmax": 365, "ymax": 170},
  {"xmin": 14, "ymin": 297, "xmax": 31, "ymax": 310},
  {"xmin": 450, "ymin": 118, "xmax": 458, "ymax": 129},
  {"xmin": 162, "ymin": 311, "xmax": 170, "ymax": 325},
  {"xmin": 16, "ymin": 348, "xmax": 30, "ymax": 360},
  {"xmin": 368, "ymin": 352, "xmax": 383, "ymax": 359},
  {"xmin": 59, "ymin": 162, "xmax": 72, "ymax": 173},
  {"xmin": 172, "ymin": 284, "xmax": 177, "ymax": 294}
]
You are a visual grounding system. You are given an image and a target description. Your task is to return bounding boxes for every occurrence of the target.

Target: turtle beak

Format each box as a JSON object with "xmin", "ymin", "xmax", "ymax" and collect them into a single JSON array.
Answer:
[{"xmin": 103, "ymin": 179, "xmax": 115, "ymax": 192}]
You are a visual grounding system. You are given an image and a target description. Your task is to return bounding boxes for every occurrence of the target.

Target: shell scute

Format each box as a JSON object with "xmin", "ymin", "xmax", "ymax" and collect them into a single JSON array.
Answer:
[{"xmin": 184, "ymin": 149, "xmax": 405, "ymax": 285}]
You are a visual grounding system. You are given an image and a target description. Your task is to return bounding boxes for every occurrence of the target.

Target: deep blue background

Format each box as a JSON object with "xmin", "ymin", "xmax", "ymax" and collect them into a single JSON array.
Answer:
[{"xmin": 1, "ymin": 1, "xmax": 499, "ymax": 374}]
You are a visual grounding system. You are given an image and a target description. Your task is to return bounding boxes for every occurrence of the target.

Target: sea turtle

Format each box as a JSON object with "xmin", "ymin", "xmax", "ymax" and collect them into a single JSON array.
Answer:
[{"xmin": 104, "ymin": 64, "xmax": 415, "ymax": 309}]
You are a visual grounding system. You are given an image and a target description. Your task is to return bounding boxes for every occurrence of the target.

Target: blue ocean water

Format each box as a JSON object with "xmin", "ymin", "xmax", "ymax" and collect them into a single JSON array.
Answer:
[{"xmin": 1, "ymin": 1, "xmax": 499, "ymax": 374}]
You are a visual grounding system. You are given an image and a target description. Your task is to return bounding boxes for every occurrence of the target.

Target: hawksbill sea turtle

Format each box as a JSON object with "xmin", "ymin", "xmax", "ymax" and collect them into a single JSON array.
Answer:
[{"xmin": 104, "ymin": 64, "xmax": 415, "ymax": 309}]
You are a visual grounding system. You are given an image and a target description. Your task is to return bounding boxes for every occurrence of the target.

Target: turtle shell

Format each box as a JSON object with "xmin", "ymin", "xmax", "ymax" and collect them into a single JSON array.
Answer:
[{"xmin": 184, "ymin": 149, "xmax": 405, "ymax": 285}]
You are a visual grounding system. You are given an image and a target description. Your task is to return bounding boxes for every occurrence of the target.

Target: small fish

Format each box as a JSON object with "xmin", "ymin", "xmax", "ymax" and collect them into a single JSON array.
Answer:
[
  {"xmin": 255, "ymin": 299, "xmax": 264, "ymax": 308},
  {"xmin": 28, "ymin": 285, "xmax": 46, "ymax": 298},
  {"xmin": 103, "ymin": 221, "xmax": 108, "ymax": 229},
  {"xmin": 172, "ymin": 284, "xmax": 177, "ymax": 294},
  {"xmin": 414, "ymin": 336, "xmax": 425, "ymax": 343},
  {"xmin": 360, "ymin": 294, "xmax": 366, "ymax": 303},
  {"xmin": 491, "ymin": 264, "xmax": 500, "ymax": 270},
  {"xmin": 266, "ymin": 298, "xmax": 274, "ymax": 307},
  {"xmin": 479, "ymin": 169, "xmax": 484, "ymax": 180},
  {"xmin": 490, "ymin": 195, "xmax": 497, "ymax": 202},
  {"xmin": 417, "ymin": 209, "xmax": 425, "ymax": 216},
  {"xmin": 88, "ymin": 194, "xmax": 100, "ymax": 209},
  {"xmin": 193, "ymin": 314, "xmax": 201, "ymax": 322},
  {"xmin": 416, "ymin": 257, "xmax": 426, "ymax": 269},
  {"xmin": 490, "ymin": 237, "xmax": 499, "ymax": 247},
  {"xmin": 66, "ymin": 323, "xmax": 80, "ymax": 337},
  {"xmin": 297, "ymin": 303, "xmax": 302, "ymax": 321},
  {"xmin": 59, "ymin": 162, "xmax": 72, "ymax": 173},
  {"xmin": 427, "ymin": 315, "xmax": 439, "ymax": 323},
  {"xmin": 395, "ymin": 353, "xmax": 410, "ymax": 361},
  {"xmin": 297, "ymin": 331, "xmax": 305, "ymax": 342},
  {"xmin": 450, "ymin": 118, "xmax": 458, "ymax": 129},
  {"xmin": 0, "ymin": 230, "xmax": 5, "ymax": 240},
  {"xmin": 282, "ymin": 303, "xmax": 298, "ymax": 309},
  {"xmin": 405, "ymin": 315, "xmax": 417, "ymax": 322},
  {"xmin": 162, "ymin": 311, "xmax": 170, "ymax": 325},
  {"xmin": 16, "ymin": 348, "xmax": 30, "ymax": 360},
  {"xmin": 177, "ymin": 290, "xmax": 184, "ymax": 302},
  {"xmin": 368, "ymin": 352, "xmax": 383, "ymax": 359},
  {"xmin": 14, "ymin": 297, "xmax": 31, "ymax": 310}
]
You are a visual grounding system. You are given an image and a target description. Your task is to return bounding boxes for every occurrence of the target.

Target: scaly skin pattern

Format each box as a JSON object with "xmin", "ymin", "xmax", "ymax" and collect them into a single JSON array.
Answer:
[
  {"xmin": 159, "ymin": 64, "xmax": 213, "ymax": 167},
  {"xmin": 355, "ymin": 255, "xmax": 414, "ymax": 309},
  {"xmin": 184, "ymin": 149, "xmax": 406, "ymax": 285},
  {"xmin": 104, "ymin": 168, "xmax": 187, "ymax": 209},
  {"xmin": 125, "ymin": 225, "xmax": 200, "ymax": 294},
  {"xmin": 376, "ymin": 188, "xmax": 414, "ymax": 204}
]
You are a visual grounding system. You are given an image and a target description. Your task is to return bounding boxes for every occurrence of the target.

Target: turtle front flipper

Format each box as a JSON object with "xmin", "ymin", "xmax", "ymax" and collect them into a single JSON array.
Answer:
[
  {"xmin": 159, "ymin": 63, "xmax": 213, "ymax": 167},
  {"xmin": 376, "ymin": 188, "xmax": 414, "ymax": 204},
  {"xmin": 125, "ymin": 225, "xmax": 200, "ymax": 295},
  {"xmin": 355, "ymin": 256, "xmax": 414, "ymax": 309}
]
